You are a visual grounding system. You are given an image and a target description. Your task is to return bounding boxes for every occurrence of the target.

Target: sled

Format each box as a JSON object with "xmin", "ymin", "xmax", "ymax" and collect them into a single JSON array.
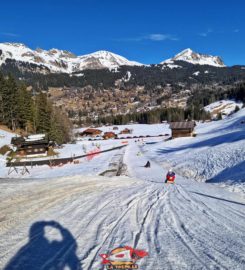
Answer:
[
  {"xmin": 165, "ymin": 176, "xmax": 175, "ymax": 184},
  {"xmin": 166, "ymin": 180, "xmax": 175, "ymax": 184}
]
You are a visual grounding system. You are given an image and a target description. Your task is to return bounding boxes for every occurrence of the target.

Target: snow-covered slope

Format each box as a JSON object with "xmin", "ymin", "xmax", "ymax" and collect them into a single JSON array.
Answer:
[
  {"xmin": 0, "ymin": 128, "xmax": 15, "ymax": 173},
  {"xmin": 0, "ymin": 144, "xmax": 244, "ymax": 269},
  {"xmin": 0, "ymin": 128, "xmax": 14, "ymax": 149},
  {"xmin": 0, "ymin": 111, "xmax": 245, "ymax": 269},
  {"xmin": 143, "ymin": 108, "xmax": 245, "ymax": 194},
  {"xmin": 77, "ymin": 50, "xmax": 142, "ymax": 70},
  {"xmin": 0, "ymin": 43, "xmax": 142, "ymax": 73},
  {"xmin": 204, "ymin": 100, "xmax": 243, "ymax": 119},
  {"xmin": 162, "ymin": 48, "xmax": 225, "ymax": 67}
]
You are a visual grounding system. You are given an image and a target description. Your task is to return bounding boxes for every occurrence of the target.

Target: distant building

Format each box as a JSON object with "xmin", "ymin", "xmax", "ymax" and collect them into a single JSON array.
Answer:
[
  {"xmin": 120, "ymin": 128, "xmax": 132, "ymax": 135},
  {"xmin": 103, "ymin": 132, "xmax": 117, "ymax": 140},
  {"xmin": 11, "ymin": 134, "xmax": 53, "ymax": 157},
  {"xmin": 80, "ymin": 128, "xmax": 102, "ymax": 137},
  {"xmin": 169, "ymin": 121, "xmax": 196, "ymax": 138}
]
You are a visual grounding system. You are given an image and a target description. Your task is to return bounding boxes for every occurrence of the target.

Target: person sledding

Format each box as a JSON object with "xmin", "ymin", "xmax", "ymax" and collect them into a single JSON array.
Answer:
[
  {"xmin": 165, "ymin": 168, "xmax": 175, "ymax": 184},
  {"xmin": 144, "ymin": 161, "xmax": 151, "ymax": 168}
]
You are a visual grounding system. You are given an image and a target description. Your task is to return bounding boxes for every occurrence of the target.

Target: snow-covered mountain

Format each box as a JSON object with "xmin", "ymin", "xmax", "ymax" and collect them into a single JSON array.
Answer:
[
  {"xmin": 162, "ymin": 48, "xmax": 226, "ymax": 67},
  {"xmin": 0, "ymin": 43, "xmax": 142, "ymax": 73},
  {"xmin": 0, "ymin": 43, "xmax": 231, "ymax": 75},
  {"xmin": 77, "ymin": 50, "xmax": 142, "ymax": 70}
]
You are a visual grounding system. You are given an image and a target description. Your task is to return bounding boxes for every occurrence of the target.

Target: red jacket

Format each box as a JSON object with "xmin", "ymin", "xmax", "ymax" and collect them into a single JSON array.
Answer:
[{"xmin": 166, "ymin": 172, "xmax": 175, "ymax": 181}]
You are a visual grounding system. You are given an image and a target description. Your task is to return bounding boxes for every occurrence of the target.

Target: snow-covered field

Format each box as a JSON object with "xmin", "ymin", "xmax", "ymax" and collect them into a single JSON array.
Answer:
[
  {"xmin": 77, "ymin": 123, "xmax": 170, "ymax": 139},
  {"xmin": 0, "ymin": 109, "xmax": 245, "ymax": 269},
  {"xmin": 0, "ymin": 140, "xmax": 126, "ymax": 178},
  {"xmin": 0, "ymin": 142, "xmax": 244, "ymax": 269},
  {"xmin": 0, "ymin": 124, "xmax": 169, "ymax": 178}
]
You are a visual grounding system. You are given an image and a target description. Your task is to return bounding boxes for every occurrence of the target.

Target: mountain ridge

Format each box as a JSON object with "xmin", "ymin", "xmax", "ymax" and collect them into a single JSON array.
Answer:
[
  {"xmin": 0, "ymin": 43, "xmax": 142, "ymax": 73},
  {"xmin": 162, "ymin": 48, "xmax": 225, "ymax": 67},
  {"xmin": 0, "ymin": 42, "xmax": 227, "ymax": 74}
]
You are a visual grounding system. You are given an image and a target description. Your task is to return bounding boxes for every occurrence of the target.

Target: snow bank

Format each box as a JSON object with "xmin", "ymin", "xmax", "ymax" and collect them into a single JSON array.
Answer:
[{"xmin": 0, "ymin": 129, "xmax": 14, "ymax": 148}]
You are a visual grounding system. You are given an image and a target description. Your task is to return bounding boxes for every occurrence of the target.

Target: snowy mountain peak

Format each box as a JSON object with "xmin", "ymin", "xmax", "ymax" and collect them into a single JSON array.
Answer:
[
  {"xmin": 162, "ymin": 48, "xmax": 226, "ymax": 67},
  {"xmin": 87, "ymin": 50, "xmax": 114, "ymax": 56},
  {"xmin": 2, "ymin": 42, "xmax": 28, "ymax": 48},
  {"xmin": 78, "ymin": 50, "xmax": 142, "ymax": 70},
  {"xmin": 179, "ymin": 48, "xmax": 193, "ymax": 54},
  {"xmin": 0, "ymin": 42, "xmax": 142, "ymax": 73}
]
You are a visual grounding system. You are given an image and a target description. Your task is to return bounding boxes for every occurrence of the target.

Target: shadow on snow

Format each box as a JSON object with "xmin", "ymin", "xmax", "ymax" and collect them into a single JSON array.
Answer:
[
  {"xmin": 191, "ymin": 191, "xmax": 245, "ymax": 206},
  {"xmin": 207, "ymin": 160, "xmax": 245, "ymax": 184},
  {"xmin": 156, "ymin": 129, "xmax": 245, "ymax": 155},
  {"xmin": 4, "ymin": 220, "xmax": 82, "ymax": 270}
]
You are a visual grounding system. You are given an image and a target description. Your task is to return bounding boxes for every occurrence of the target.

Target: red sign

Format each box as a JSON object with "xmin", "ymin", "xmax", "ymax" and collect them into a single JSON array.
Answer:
[{"xmin": 100, "ymin": 246, "xmax": 148, "ymax": 269}]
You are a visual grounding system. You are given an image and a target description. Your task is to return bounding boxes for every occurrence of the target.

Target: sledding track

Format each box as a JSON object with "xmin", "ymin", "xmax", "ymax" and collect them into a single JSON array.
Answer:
[{"xmin": 0, "ymin": 144, "xmax": 245, "ymax": 269}]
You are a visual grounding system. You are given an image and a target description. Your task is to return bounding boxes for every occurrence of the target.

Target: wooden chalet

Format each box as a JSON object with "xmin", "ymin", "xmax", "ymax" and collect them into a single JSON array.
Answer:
[
  {"xmin": 120, "ymin": 128, "xmax": 132, "ymax": 135},
  {"xmin": 80, "ymin": 128, "xmax": 102, "ymax": 137},
  {"xmin": 169, "ymin": 121, "xmax": 196, "ymax": 138},
  {"xmin": 103, "ymin": 132, "xmax": 117, "ymax": 140},
  {"xmin": 11, "ymin": 134, "xmax": 53, "ymax": 157}
]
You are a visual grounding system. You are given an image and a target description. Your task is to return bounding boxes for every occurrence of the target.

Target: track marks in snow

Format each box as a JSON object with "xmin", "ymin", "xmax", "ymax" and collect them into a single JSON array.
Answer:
[
  {"xmin": 167, "ymin": 187, "xmax": 223, "ymax": 270},
  {"xmin": 84, "ymin": 186, "xmax": 163, "ymax": 269},
  {"xmin": 123, "ymin": 143, "xmax": 245, "ymax": 269},
  {"xmin": 165, "ymin": 184, "xmax": 245, "ymax": 269},
  {"xmin": 1, "ymin": 142, "xmax": 245, "ymax": 270},
  {"xmin": 133, "ymin": 188, "xmax": 168, "ymax": 247}
]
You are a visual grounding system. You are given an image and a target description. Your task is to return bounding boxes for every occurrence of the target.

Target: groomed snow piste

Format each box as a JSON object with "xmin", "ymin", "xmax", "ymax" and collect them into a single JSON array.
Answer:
[{"xmin": 0, "ymin": 109, "xmax": 244, "ymax": 269}]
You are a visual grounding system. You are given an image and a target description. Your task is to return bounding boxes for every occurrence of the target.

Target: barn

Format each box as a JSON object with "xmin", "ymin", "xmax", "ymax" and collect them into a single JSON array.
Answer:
[
  {"xmin": 80, "ymin": 128, "xmax": 102, "ymax": 137},
  {"xmin": 103, "ymin": 132, "xmax": 117, "ymax": 140},
  {"xmin": 120, "ymin": 128, "xmax": 132, "ymax": 134},
  {"xmin": 169, "ymin": 121, "xmax": 196, "ymax": 138}
]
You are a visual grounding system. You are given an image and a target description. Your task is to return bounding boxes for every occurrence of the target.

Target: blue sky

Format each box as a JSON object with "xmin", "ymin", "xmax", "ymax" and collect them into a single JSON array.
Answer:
[{"xmin": 0, "ymin": 0, "xmax": 244, "ymax": 66}]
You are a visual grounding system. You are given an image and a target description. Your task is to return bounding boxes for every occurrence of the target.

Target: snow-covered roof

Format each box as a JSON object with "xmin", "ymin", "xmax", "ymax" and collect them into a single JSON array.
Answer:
[{"xmin": 169, "ymin": 121, "xmax": 196, "ymax": 129}]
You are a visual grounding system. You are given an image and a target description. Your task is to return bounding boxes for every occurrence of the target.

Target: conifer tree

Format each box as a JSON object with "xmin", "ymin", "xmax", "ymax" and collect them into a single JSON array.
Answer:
[
  {"xmin": 0, "ymin": 72, "xmax": 72, "ymax": 143},
  {"xmin": 2, "ymin": 75, "xmax": 19, "ymax": 130},
  {"xmin": 35, "ymin": 92, "xmax": 52, "ymax": 134}
]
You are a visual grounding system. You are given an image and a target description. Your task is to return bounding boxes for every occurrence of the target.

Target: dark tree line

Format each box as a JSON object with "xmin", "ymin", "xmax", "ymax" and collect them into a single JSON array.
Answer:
[
  {"xmin": 2, "ymin": 59, "xmax": 245, "ymax": 91},
  {"xmin": 0, "ymin": 73, "xmax": 72, "ymax": 144},
  {"xmin": 226, "ymin": 83, "xmax": 245, "ymax": 103},
  {"xmin": 90, "ymin": 106, "xmax": 211, "ymax": 126},
  {"xmin": 187, "ymin": 83, "xmax": 245, "ymax": 108}
]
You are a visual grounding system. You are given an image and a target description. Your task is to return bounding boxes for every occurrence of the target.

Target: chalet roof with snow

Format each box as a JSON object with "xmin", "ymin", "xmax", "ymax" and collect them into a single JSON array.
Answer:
[
  {"xmin": 11, "ymin": 134, "xmax": 50, "ymax": 147},
  {"xmin": 81, "ymin": 128, "xmax": 102, "ymax": 135},
  {"xmin": 169, "ymin": 121, "xmax": 196, "ymax": 130},
  {"xmin": 103, "ymin": 132, "xmax": 116, "ymax": 136},
  {"xmin": 120, "ymin": 128, "xmax": 132, "ymax": 134}
]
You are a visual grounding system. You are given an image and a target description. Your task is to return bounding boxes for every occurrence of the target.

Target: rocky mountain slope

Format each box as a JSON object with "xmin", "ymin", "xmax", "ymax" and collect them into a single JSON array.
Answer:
[
  {"xmin": 0, "ymin": 43, "xmax": 228, "ymax": 75},
  {"xmin": 162, "ymin": 48, "xmax": 225, "ymax": 67},
  {"xmin": 0, "ymin": 43, "xmax": 142, "ymax": 73}
]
